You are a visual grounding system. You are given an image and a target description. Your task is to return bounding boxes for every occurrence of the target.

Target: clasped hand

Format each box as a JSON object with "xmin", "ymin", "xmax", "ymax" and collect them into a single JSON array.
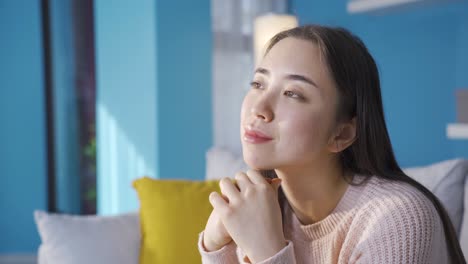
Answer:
[{"xmin": 209, "ymin": 170, "xmax": 287, "ymax": 263}]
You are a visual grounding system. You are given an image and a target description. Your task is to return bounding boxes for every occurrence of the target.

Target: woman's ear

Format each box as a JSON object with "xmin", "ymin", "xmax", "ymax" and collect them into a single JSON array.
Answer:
[{"xmin": 327, "ymin": 117, "xmax": 357, "ymax": 153}]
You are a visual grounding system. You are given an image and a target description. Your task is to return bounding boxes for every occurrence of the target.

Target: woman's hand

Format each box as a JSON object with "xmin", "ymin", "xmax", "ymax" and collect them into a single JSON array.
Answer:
[
  {"xmin": 209, "ymin": 170, "xmax": 287, "ymax": 263},
  {"xmin": 202, "ymin": 196, "xmax": 232, "ymax": 251}
]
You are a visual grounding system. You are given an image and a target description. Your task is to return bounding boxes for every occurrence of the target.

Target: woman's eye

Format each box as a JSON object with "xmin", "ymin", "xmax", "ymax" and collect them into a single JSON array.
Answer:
[
  {"xmin": 284, "ymin": 90, "xmax": 302, "ymax": 99},
  {"xmin": 250, "ymin": 81, "xmax": 263, "ymax": 89}
]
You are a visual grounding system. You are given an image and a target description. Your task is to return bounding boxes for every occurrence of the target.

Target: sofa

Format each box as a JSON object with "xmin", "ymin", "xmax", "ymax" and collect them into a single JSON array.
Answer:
[{"xmin": 34, "ymin": 148, "xmax": 468, "ymax": 264}]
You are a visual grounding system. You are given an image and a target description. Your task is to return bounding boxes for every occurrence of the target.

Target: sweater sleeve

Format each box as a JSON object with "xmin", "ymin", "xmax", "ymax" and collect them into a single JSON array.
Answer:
[
  {"xmin": 198, "ymin": 231, "xmax": 239, "ymax": 264},
  {"xmin": 198, "ymin": 231, "xmax": 297, "ymax": 264},
  {"xmin": 349, "ymin": 191, "xmax": 449, "ymax": 264},
  {"xmin": 248, "ymin": 240, "xmax": 297, "ymax": 264}
]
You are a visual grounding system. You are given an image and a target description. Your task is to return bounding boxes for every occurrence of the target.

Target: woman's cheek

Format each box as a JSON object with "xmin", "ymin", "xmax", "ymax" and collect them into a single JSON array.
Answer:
[{"xmin": 280, "ymin": 114, "xmax": 325, "ymax": 153}]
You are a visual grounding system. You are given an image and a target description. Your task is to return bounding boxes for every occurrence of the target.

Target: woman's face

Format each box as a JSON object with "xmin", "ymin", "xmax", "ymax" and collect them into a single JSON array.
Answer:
[{"xmin": 240, "ymin": 37, "xmax": 340, "ymax": 170}]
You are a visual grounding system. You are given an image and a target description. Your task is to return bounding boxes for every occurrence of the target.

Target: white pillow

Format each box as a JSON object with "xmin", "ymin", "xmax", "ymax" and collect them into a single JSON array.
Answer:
[
  {"xmin": 404, "ymin": 159, "xmax": 468, "ymax": 237},
  {"xmin": 205, "ymin": 147, "xmax": 249, "ymax": 180},
  {"xmin": 34, "ymin": 210, "xmax": 141, "ymax": 264}
]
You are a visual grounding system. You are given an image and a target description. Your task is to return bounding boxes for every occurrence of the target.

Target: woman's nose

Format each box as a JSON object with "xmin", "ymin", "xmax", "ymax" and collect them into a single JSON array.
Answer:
[{"xmin": 250, "ymin": 96, "xmax": 274, "ymax": 122}]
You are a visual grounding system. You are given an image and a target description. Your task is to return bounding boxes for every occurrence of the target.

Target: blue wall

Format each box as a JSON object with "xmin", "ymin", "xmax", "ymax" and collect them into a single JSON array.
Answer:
[
  {"xmin": 95, "ymin": 0, "xmax": 212, "ymax": 215},
  {"xmin": 454, "ymin": 13, "xmax": 468, "ymax": 157},
  {"xmin": 155, "ymin": 1, "xmax": 213, "ymax": 180},
  {"xmin": 0, "ymin": 0, "xmax": 46, "ymax": 253},
  {"xmin": 292, "ymin": 0, "xmax": 468, "ymax": 167},
  {"xmin": 95, "ymin": 0, "xmax": 158, "ymax": 215}
]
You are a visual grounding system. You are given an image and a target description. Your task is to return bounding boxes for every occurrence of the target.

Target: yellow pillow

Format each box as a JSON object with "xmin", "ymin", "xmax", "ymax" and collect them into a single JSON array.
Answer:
[{"xmin": 133, "ymin": 177, "xmax": 220, "ymax": 264}]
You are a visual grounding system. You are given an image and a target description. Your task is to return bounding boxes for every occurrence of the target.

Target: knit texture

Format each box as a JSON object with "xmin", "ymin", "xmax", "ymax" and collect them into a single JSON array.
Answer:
[{"xmin": 198, "ymin": 175, "xmax": 449, "ymax": 263}]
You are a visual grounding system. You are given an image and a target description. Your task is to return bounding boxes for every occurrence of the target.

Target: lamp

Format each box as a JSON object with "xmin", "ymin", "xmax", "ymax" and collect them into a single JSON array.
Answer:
[{"xmin": 253, "ymin": 13, "xmax": 298, "ymax": 66}]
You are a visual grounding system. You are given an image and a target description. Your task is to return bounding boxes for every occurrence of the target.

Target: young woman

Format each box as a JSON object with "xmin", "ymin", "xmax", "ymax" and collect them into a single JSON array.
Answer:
[{"xmin": 198, "ymin": 25, "xmax": 466, "ymax": 264}]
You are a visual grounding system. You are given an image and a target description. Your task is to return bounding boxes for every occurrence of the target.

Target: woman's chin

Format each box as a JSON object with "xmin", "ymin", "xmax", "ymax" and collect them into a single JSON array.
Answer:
[{"xmin": 243, "ymin": 153, "xmax": 275, "ymax": 171}]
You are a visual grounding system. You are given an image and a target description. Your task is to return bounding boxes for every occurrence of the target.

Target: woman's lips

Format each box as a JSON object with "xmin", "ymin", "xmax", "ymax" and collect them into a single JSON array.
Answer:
[{"xmin": 243, "ymin": 129, "xmax": 273, "ymax": 144}]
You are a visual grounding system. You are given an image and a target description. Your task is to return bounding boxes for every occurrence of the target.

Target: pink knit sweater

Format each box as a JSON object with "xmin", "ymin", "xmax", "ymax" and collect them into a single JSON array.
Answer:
[{"xmin": 198, "ymin": 175, "xmax": 449, "ymax": 263}]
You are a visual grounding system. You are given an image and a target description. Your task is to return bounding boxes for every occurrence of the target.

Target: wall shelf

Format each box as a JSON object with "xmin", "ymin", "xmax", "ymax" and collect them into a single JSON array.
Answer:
[
  {"xmin": 347, "ymin": 0, "xmax": 440, "ymax": 14},
  {"xmin": 447, "ymin": 123, "xmax": 468, "ymax": 139}
]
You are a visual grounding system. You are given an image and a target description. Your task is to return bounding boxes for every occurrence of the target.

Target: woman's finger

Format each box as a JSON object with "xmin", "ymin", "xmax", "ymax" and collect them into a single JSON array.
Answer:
[
  {"xmin": 234, "ymin": 172, "xmax": 253, "ymax": 192},
  {"xmin": 270, "ymin": 178, "xmax": 282, "ymax": 192},
  {"xmin": 219, "ymin": 177, "xmax": 241, "ymax": 203},
  {"xmin": 220, "ymin": 193, "xmax": 229, "ymax": 202},
  {"xmin": 245, "ymin": 169, "xmax": 269, "ymax": 185},
  {"xmin": 209, "ymin": 191, "xmax": 229, "ymax": 213}
]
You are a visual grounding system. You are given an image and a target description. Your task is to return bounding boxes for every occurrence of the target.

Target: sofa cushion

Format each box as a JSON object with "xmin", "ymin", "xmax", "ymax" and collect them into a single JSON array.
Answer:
[
  {"xmin": 34, "ymin": 210, "xmax": 140, "ymax": 264},
  {"xmin": 132, "ymin": 177, "xmax": 220, "ymax": 264},
  {"xmin": 403, "ymin": 159, "xmax": 468, "ymax": 236},
  {"xmin": 206, "ymin": 147, "xmax": 248, "ymax": 180}
]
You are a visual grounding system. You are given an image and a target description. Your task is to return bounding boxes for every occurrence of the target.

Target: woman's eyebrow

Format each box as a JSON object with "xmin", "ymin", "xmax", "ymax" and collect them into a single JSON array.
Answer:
[
  {"xmin": 286, "ymin": 74, "xmax": 318, "ymax": 88},
  {"xmin": 255, "ymin": 67, "xmax": 270, "ymax": 75},
  {"xmin": 255, "ymin": 67, "xmax": 319, "ymax": 88}
]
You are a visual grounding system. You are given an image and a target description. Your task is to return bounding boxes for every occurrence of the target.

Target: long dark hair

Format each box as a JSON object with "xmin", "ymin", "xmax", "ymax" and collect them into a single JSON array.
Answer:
[{"xmin": 260, "ymin": 25, "xmax": 465, "ymax": 263}]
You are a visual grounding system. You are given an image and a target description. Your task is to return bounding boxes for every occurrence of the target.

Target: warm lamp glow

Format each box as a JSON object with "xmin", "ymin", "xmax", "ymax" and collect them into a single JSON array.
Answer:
[{"xmin": 253, "ymin": 14, "xmax": 298, "ymax": 65}]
